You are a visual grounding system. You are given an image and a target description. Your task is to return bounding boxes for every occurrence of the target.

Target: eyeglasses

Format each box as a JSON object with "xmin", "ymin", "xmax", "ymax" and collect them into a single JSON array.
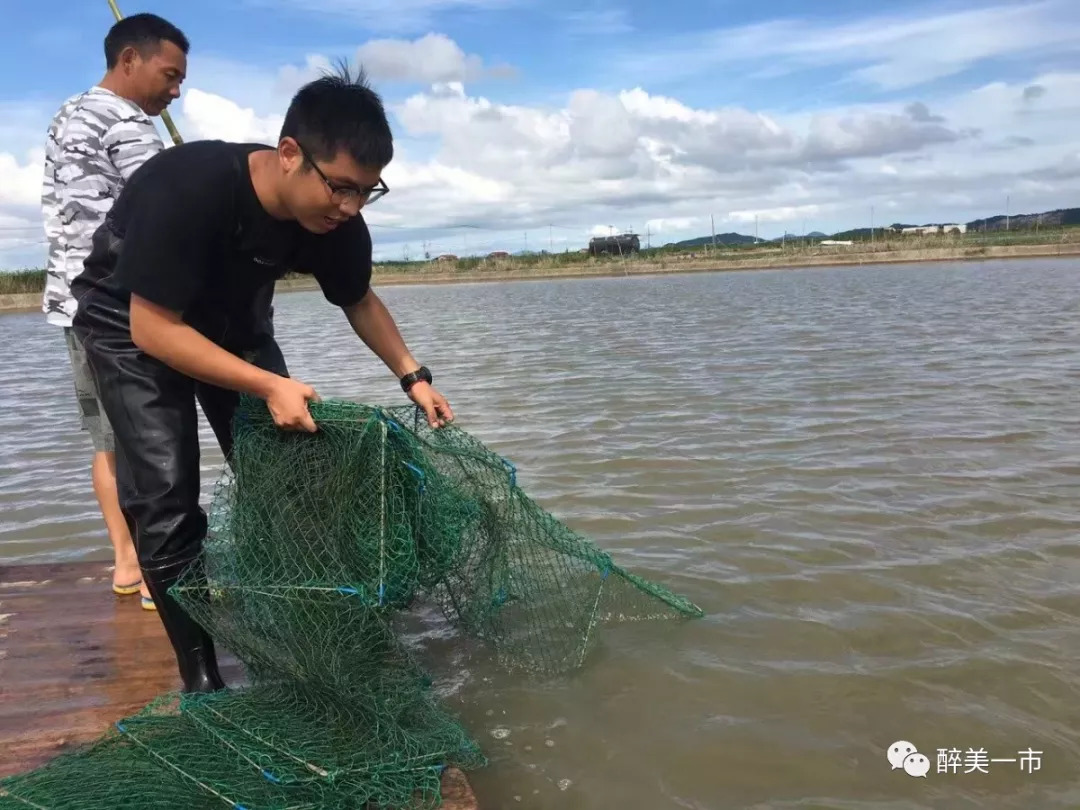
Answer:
[{"xmin": 296, "ymin": 142, "xmax": 389, "ymax": 207}]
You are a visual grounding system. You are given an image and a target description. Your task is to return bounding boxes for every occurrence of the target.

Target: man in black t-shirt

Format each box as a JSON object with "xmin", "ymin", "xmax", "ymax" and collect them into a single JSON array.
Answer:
[{"xmin": 70, "ymin": 66, "xmax": 452, "ymax": 694}]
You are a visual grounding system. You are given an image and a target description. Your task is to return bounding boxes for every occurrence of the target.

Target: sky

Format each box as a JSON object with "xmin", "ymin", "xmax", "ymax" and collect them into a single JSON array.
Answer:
[{"xmin": 2, "ymin": 0, "xmax": 1079, "ymax": 265}]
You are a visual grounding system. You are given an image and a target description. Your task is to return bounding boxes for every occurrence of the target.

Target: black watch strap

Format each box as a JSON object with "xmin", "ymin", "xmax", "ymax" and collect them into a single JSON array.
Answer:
[{"xmin": 400, "ymin": 365, "xmax": 433, "ymax": 392}]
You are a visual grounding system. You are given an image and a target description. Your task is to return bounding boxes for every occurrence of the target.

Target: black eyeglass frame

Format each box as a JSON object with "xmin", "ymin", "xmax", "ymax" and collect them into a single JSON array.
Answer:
[{"xmin": 296, "ymin": 141, "xmax": 389, "ymax": 206}]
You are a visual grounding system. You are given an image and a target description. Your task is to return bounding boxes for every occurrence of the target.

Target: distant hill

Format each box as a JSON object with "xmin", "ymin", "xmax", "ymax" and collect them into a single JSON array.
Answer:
[
  {"xmin": 654, "ymin": 206, "xmax": 1077, "ymax": 249},
  {"xmin": 767, "ymin": 230, "xmax": 828, "ymax": 242},
  {"xmin": 967, "ymin": 207, "xmax": 1080, "ymax": 231},
  {"xmin": 827, "ymin": 206, "xmax": 1080, "ymax": 238},
  {"xmin": 666, "ymin": 232, "xmax": 759, "ymax": 248},
  {"xmin": 826, "ymin": 228, "xmax": 876, "ymax": 241}
]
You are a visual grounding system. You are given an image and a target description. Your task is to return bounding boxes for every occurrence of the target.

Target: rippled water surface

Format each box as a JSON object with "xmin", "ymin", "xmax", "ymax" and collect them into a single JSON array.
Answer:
[{"xmin": 2, "ymin": 259, "xmax": 1080, "ymax": 809}]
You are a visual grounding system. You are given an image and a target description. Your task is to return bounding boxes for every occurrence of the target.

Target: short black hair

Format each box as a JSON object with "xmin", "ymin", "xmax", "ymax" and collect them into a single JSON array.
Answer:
[
  {"xmin": 104, "ymin": 12, "xmax": 189, "ymax": 70},
  {"xmin": 280, "ymin": 61, "xmax": 394, "ymax": 170}
]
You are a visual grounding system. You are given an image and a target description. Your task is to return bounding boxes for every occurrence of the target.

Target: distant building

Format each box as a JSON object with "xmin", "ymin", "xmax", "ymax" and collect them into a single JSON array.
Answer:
[
  {"xmin": 942, "ymin": 223, "xmax": 967, "ymax": 234},
  {"xmin": 901, "ymin": 226, "xmax": 941, "ymax": 236},
  {"xmin": 820, "ymin": 239, "xmax": 854, "ymax": 246},
  {"xmin": 588, "ymin": 233, "xmax": 640, "ymax": 256}
]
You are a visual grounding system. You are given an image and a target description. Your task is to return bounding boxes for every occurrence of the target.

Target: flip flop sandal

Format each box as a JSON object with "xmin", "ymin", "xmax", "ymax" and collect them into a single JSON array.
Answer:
[
  {"xmin": 141, "ymin": 596, "xmax": 157, "ymax": 611},
  {"xmin": 113, "ymin": 580, "xmax": 143, "ymax": 596}
]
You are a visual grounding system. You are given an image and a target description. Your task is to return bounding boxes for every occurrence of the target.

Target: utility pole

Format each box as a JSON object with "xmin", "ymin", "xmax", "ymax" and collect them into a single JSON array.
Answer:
[
  {"xmin": 549, "ymin": 224, "xmax": 552, "ymax": 253},
  {"xmin": 646, "ymin": 224, "xmax": 651, "ymax": 250},
  {"xmin": 711, "ymin": 214, "xmax": 716, "ymax": 251},
  {"xmin": 870, "ymin": 205, "xmax": 875, "ymax": 243},
  {"xmin": 754, "ymin": 215, "xmax": 759, "ymax": 243},
  {"xmin": 1006, "ymin": 195, "xmax": 1010, "ymax": 231}
]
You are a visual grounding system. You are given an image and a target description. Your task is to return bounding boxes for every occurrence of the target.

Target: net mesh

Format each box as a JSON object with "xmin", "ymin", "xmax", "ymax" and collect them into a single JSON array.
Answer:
[{"xmin": 1, "ymin": 396, "xmax": 703, "ymax": 809}]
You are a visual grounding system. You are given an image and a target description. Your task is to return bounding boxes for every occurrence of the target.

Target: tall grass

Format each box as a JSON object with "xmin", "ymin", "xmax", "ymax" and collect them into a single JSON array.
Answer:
[{"xmin": 0, "ymin": 269, "xmax": 45, "ymax": 295}]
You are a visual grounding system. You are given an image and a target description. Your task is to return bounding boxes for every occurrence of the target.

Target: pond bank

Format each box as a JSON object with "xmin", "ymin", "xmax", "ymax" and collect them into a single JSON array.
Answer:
[{"xmin": 3, "ymin": 241, "xmax": 1077, "ymax": 313}]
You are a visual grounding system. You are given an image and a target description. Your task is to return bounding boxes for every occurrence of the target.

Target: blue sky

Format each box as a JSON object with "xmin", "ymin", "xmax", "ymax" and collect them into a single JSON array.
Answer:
[{"xmin": 2, "ymin": 0, "xmax": 1080, "ymax": 265}]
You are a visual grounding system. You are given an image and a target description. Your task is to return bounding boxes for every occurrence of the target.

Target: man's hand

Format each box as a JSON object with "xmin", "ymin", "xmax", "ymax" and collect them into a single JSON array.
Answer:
[
  {"xmin": 130, "ymin": 295, "xmax": 313, "ymax": 421},
  {"xmin": 266, "ymin": 376, "xmax": 320, "ymax": 432},
  {"xmin": 341, "ymin": 292, "xmax": 455, "ymax": 428},
  {"xmin": 128, "ymin": 294, "xmax": 319, "ymax": 432},
  {"xmin": 408, "ymin": 382, "xmax": 453, "ymax": 428}
]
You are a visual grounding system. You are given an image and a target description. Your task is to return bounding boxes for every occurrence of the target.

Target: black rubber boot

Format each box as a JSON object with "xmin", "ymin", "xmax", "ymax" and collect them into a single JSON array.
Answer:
[{"xmin": 142, "ymin": 553, "xmax": 226, "ymax": 694}]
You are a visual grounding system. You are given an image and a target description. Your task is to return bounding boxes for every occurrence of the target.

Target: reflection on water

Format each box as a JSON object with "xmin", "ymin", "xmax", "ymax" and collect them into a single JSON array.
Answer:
[{"xmin": 2, "ymin": 259, "xmax": 1079, "ymax": 808}]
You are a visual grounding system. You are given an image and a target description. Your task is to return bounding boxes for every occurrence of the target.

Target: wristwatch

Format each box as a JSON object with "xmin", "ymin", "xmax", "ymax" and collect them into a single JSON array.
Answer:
[{"xmin": 399, "ymin": 365, "xmax": 433, "ymax": 392}]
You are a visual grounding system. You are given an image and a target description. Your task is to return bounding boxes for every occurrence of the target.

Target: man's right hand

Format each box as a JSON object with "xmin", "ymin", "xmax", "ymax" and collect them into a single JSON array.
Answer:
[
  {"xmin": 265, "ymin": 376, "xmax": 320, "ymax": 432},
  {"xmin": 129, "ymin": 295, "xmax": 320, "ymax": 432}
]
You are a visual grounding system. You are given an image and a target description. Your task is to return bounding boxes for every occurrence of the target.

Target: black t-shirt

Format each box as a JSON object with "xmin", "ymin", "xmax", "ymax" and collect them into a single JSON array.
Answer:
[{"xmin": 73, "ymin": 139, "xmax": 372, "ymax": 348}]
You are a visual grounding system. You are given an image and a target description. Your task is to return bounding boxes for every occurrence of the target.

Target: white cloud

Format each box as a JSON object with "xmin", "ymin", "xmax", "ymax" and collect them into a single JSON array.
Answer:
[
  {"xmin": 355, "ymin": 33, "xmax": 510, "ymax": 83},
  {"xmin": 179, "ymin": 88, "xmax": 285, "ymax": 142},
  {"xmin": 729, "ymin": 205, "xmax": 823, "ymax": 224},
  {"xmin": 382, "ymin": 157, "xmax": 512, "ymax": 207},
  {"xmin": 7, "ymin": 66, "xmax": 1080, "ymax": 264},
  {"xmin": 0, "ymin": 148, "xmax": 46, "ymax": 265},
  {"xmin": 613, "ymin": 0, "xmax": 1080, "ymax": 91},
  {"xmin": 4, "ymin": 27, "xmax": 1080, "ymax": 268},
  {"xmin": 276, "ymin": 55, "xmax": 336, "ymax": 97},
  {"xmin": 393, "ymin": 83, "xmax": 973, "ymax": 186},
  {"xmin": 641, "ymin": 216, "xmax": 706, "ymax": 239},
  {"xmin": 365, "ymin": 70, "xmax": 1080, "ymax": 254},
  {"xmin": 0, "ymin": 148, "xmax": 44, "ymax": 210}
]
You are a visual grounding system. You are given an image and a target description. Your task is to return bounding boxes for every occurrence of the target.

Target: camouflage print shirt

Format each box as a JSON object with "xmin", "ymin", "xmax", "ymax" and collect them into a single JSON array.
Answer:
[{"xmin": 41, "ymin": 86, "xmax": 164, "ymax": 326}]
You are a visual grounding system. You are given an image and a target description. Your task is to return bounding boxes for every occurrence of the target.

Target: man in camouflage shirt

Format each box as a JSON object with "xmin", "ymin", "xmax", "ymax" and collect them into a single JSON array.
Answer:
[{"xmin": 41, "ymin": 12, "xmax": 189, "ymax": 607}]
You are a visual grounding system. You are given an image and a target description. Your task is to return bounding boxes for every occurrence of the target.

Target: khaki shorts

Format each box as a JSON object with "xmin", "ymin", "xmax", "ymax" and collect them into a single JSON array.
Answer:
[{"xmin": 63, "ymin": 327, "xmax": 114, "ymax": 453}]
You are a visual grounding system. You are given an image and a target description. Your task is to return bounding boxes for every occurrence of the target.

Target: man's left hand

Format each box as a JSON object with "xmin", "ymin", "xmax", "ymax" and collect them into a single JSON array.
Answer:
[{"xmin": 408, "ymin": 382, "xmax": 454, "ymax": 428}]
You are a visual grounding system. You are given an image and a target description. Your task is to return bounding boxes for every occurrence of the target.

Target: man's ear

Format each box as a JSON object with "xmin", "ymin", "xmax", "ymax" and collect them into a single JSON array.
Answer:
[
  {"xmin": 119, "ymin": 45, "xmax": 141, "ymax": 75},
  {"xmin": 278, "ymin": 137, "xmax": 302, "ymax": 173}
]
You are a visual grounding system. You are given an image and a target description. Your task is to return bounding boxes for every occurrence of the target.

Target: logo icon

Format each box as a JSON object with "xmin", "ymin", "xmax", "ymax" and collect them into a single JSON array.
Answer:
[
  {"xmin": 888, "ymin": 741, "xmax": 917, "ymax": 770},
  {"xmin": 904, "ymin": 752, "xmax": 930, "ymax": 778},
  {"xmin": 888, "ymin": 741, "xmax": 928, "ymax": 777}
]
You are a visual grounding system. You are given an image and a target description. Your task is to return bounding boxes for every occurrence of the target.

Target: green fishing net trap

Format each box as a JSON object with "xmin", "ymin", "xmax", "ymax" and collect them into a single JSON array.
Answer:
[{"xmin": 0, "ymin": 396, "xmax": 703, "ymax": 810}]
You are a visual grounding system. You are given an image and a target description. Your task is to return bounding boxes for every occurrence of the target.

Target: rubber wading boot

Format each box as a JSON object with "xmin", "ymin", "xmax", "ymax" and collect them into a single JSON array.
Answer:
[{"xmin": 141, "ymin": 552, "xmax": 226, "ymax": 694}]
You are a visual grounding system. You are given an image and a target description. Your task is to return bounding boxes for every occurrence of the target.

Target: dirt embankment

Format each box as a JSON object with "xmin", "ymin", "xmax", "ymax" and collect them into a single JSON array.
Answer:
[{"xmin": 3, "ymin": 242, "xmax": 1078, "ymax": 314}]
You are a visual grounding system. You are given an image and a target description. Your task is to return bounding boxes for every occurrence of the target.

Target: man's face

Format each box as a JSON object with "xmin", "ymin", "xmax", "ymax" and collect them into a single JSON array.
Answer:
[
  {"xmin": 129, "ymin": 41, "xmax": 187, "ymax": 116},
  {"xmin": 279, "ymin": 140, "xmax": 385, "ymax": 234}
]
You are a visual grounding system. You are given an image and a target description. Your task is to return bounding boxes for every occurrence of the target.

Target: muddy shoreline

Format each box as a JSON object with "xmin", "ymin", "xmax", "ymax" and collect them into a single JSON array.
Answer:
[{"xmin": 3, "ymin": 242, "xmax": 1077, "ymax": 314}]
